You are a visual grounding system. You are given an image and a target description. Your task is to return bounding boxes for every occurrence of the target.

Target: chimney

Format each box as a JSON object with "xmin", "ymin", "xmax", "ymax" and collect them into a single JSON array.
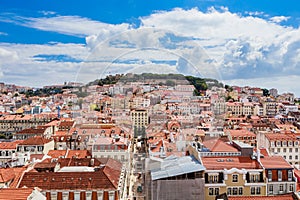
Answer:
[{"xmin": 90, "ymin": 158, "xmax": 94, "ymax": 166}]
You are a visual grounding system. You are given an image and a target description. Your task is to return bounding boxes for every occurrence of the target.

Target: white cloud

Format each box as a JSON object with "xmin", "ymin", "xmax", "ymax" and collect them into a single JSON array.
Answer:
[
  {"xmin": 26, "ymin": 15, "xmax": 131, "ymax": 38},
  {"xmin": 0, "ymin": 14, "xmax": 131, "ymax": 38},
  {"xmin": 39, "ymin": 11, "xmax": 56, "ymax": 16},
  {"xmin": 245, "ymin": 11, "xmax": 265, "ymax": 16},
  {"xmin": 0, "ymin": 42, "xmax": 89, "ymax": 86},
  {"xmin": 0, "ymin": 47, "xmax": 18, "ymax": 60},
  {"xmin": 1, "ymin": 8, "xmax": 300, "ymax": 96},
  {"xmin": 270, "ymin": 16, "xmax": 290, "ymax": 23}
]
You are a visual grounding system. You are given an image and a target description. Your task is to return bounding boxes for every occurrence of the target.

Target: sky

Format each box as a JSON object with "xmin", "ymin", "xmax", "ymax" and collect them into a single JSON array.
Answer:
[{"xmin": 1, "ymin": 0, "xmax": 300, "ymax": 96}]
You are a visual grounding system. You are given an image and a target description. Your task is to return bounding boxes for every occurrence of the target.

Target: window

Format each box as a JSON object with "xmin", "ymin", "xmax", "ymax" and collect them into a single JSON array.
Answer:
[
  {"xmin": 269, "ymin": 185, "xmax": 273, "ymax": 194},
  {"xmin": 209, "ymin": 175, "xmax": 219, "ymax": 183},
  {"xmin": 268, "ymin": 170, "xmax": 272, "ymax": 181},
  {"xmin": 278, "ymin": 148, "xmax": 281, "ymax": 152},
  {"xmin": 233, "ymin": 187, "xmax": 238, "ymax": 195},
  {"xmin": 238, "ymin": 187, "xmax": 243, "ymax": 195},
  {"xmin": 209, "ymin": 188, "xmax": 214, "ymax": 195},
  {"xmin": 227, "ymin": 188, "xmax": 232, "ymax": 195},
  {"xmin": 288, "ymin": 170, "xmax": 293, "ymax": 181},
  {"xmin": 38, "ymin": 146, "xmax": 44, "ymax": 152},
  {"xmin": 283, "ymin": 148, "xmax": 286, "ymax": 152},
  {"xmin": 256, "ymin": 187, "xmax": 261, "ymax": 194},
  {"xmin": 215, "ymin": 188, "xmax": 219, "ymax": 196},
  {"xmin": 250, "ymin": 174, "xmax": 259, "ymax": 182},
  {"xmin": 289, "ymin": 184, "xmax": 294, "ymax": 192},
  {"xmin": 251, "ymin": 187, "xmax": 255, "ymax": 195},
  {"xmin": 296, "ymin": 155, "xmax": 298, "ymax": 160},
  {"xmin": 289, "ymin": 148, "xmax": 292, "ymax": 153},
  {"xmin": 279, "ymin": 184, "xmax": 284, "ymax": 192},
  {"xmin": 276, "ymin": 141, "xmax": 281, "ymax": 146},
  {"xmin": 278, "ymin": 170, "xmax": 282, "ymax": 181},
  {"xmin": 251, "ymin": 187, "xmax": 261, "ymax": 195},
  {"xmin": 121, "ymin": 155, "xmax": 125, "ymax": 161},
  {"xmin": 296, "ymin": 148, "xmax": 298, "ymax": 153},
  {"xmin": 232, "ymin": 174, "xmax": 238, "ymax": 182},
  {"xmin": 283, "ymin": 141, "xmax": 287, "ymax": 146},
  {"xmin": 289, "ymin": 155, "xmax": 292, "ymax": 160}
]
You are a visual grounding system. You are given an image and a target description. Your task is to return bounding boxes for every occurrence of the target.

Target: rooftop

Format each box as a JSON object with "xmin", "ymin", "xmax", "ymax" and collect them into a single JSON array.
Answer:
[
  {"xmin": 201, "ymin": 156, "xmax": 262, "ymax": 170},
  {"xmin": 202, "ymin": 138, "xmax": 239, "ymax": 152},
  {"xmin": 19, "ymin": 136, "xmax": 52, "ymax": 145},
  {"xmin": 150, "ymin": 155, "xmax": 205, "ymax": 180},
  {"xmin": 259, "ymin": 156, "xmax": 293, "ymax": 169},
  {"xmin": 0, "ymin": 188, "xmax": 40, "ymax": 200}
]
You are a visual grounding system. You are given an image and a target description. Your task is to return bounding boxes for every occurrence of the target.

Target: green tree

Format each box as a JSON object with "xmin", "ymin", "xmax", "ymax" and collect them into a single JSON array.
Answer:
[{"xmin": 262, "ymin": 88, "xmax": 270, "ymax": 96}]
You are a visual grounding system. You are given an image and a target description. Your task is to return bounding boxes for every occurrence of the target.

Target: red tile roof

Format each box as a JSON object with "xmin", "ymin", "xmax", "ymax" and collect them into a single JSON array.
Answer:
[
  {"xmin": 66, "ymin": 150, "xmax": 91, "ymax": 158},
  {"xmin": 254, "ymin": 148, "xmax": 269, "ymax": 157},
  {"xmin": 59, "ymin": 120, "xmax": 75, "ymax": 127},
  {"xmin": 19, "ymin": 158, "xmax": 122, "ymax": 190},
  {"xmin": 267, "ymin": 133, "xmax": 299, "ymax": 141},
  {"xmin": 260, "ymin": 156, "xmax": 293, "ymax": 169},
  {"xmin": 0, "ymin": 188, "xmax": 38, "ymax": 200},
  {"xmin": 202, "ymin": 156, "xmax": 262, "ymax": 170},
  {"xmin": 9, "ymin": 167, "xmax": 27, "ymax": 188},
  {"xmin": 19, "ymin": 136, "xmax": 52, "ymax": 145},
  {"xmin": 0, "ymin": 140, "xmax": 23, "ymax": 149},
  {"xmin": 19, "ymin": 171, "xmax": 117, "ymax": 190},
  {"xmin": 227, "ymin": 129, "xmax": 256, "ymax": 137},
  {"xmin": 0, "ymin": 168, "xmax": 15, "ymax": 183},
  {"xmin": 202, "ymin": 138, "xmax": 239, "ymax": 152},
  {"xmin": 15, "ymin": 127, "xmax": 46, "ymax": 135},
  {"xmin": 47, "ymin": 150, "xmax": 67, "ymax": 158}
]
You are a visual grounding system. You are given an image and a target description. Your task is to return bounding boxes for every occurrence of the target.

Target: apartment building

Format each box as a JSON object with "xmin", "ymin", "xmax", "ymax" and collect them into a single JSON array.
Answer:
[
  {"xmin": 0, "ymin": 113, "xmax": 56, "ymax": 137},
  {"xmin": 261, "ymin": 98, "xmax": 279, "ymax": 116},
  {"xmin": 202, "ymin": 156, "xmax": 265, "ymax": 200},
  {"xmin": 131, "ymin": 109, "xmax": 149, "ymax": 128},
  {"xmin": 260, "ymin": 156, "xmax": 297, "ymax": 195},
  {"xmin": 18, "ymin": 157, "xmax": 126, "ymax": 200},
  {"xmin": 258, "ymin": 132, "xmax": 300, "ymax": 168},
  {"xmin": 0, "ymin": 140, "xmax": 22, "ymax": 167},
  {"xmin": 226, "ymin": 129, "xmax": 257, "ymax": 147}
]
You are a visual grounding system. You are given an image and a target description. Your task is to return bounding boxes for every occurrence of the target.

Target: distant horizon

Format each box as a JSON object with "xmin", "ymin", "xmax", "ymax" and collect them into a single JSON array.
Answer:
[
  {"xmin": 1, "ymin": 72, "xmax": 297, "ymax": 98},
  {"xmin": 1, "ymin": 1, "xmax": 300, "ymax": 96}
]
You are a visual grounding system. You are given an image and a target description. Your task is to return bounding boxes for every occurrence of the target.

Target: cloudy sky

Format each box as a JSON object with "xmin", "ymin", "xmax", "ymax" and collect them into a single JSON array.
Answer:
[{"xmin": 1, "ymin": 0, "xmax": 300, "ymax": 96}]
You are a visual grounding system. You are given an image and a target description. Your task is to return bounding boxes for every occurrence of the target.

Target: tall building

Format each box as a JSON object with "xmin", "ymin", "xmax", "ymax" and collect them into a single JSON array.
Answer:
[{"xmin": 131, "ymin": 109, "xmax": 149, "ymax": 128}]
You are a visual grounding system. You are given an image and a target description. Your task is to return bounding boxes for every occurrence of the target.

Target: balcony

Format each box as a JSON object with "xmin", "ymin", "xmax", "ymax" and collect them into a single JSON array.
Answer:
[{"xmin": 92, "ymin": 149, "xmax": 127, "ymax": 152}]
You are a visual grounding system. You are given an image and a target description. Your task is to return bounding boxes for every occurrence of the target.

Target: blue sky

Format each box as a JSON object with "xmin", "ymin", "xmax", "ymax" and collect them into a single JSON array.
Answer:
[{"xmin": 1, "ymin": 0, "xmax": 300, "ymax": 96}]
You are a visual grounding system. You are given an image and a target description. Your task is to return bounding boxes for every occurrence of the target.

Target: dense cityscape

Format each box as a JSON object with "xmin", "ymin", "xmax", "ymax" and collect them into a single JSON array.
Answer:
[{"xmin": 0, "ymin": 73, "xmax": 299, "ymax": 200}]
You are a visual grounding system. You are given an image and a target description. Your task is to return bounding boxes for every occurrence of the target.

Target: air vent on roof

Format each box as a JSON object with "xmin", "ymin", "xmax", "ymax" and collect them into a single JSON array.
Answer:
[
  {"xmin": 226, "ymin": 158, "xmax": 233, "ymax": 162},
  {"xmin": 216, "ymin": 159, "xmax": 224, "ymax": 162}
]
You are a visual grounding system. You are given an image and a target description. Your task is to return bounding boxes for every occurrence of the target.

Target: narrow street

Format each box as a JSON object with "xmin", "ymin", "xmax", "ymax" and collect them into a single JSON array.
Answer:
[{"xmin": 127, "ymin": 137, "xmax": 147, "ymax": 200}]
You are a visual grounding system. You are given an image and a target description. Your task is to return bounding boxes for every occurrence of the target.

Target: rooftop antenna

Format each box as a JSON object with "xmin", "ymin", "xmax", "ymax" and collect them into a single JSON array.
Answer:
[{"xmin": 56, "ymin": 105, "xmax": 61, "ymax": 118}]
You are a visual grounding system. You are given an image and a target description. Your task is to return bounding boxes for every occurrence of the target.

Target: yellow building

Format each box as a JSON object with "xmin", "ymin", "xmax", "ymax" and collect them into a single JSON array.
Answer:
[
  {"xmin": 202, "ymin": 156, "xmax": 266, "ymax": 200},
  {"xmin": 130, "ymin": 109, "xmax": 149, "ymax": 128}
]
